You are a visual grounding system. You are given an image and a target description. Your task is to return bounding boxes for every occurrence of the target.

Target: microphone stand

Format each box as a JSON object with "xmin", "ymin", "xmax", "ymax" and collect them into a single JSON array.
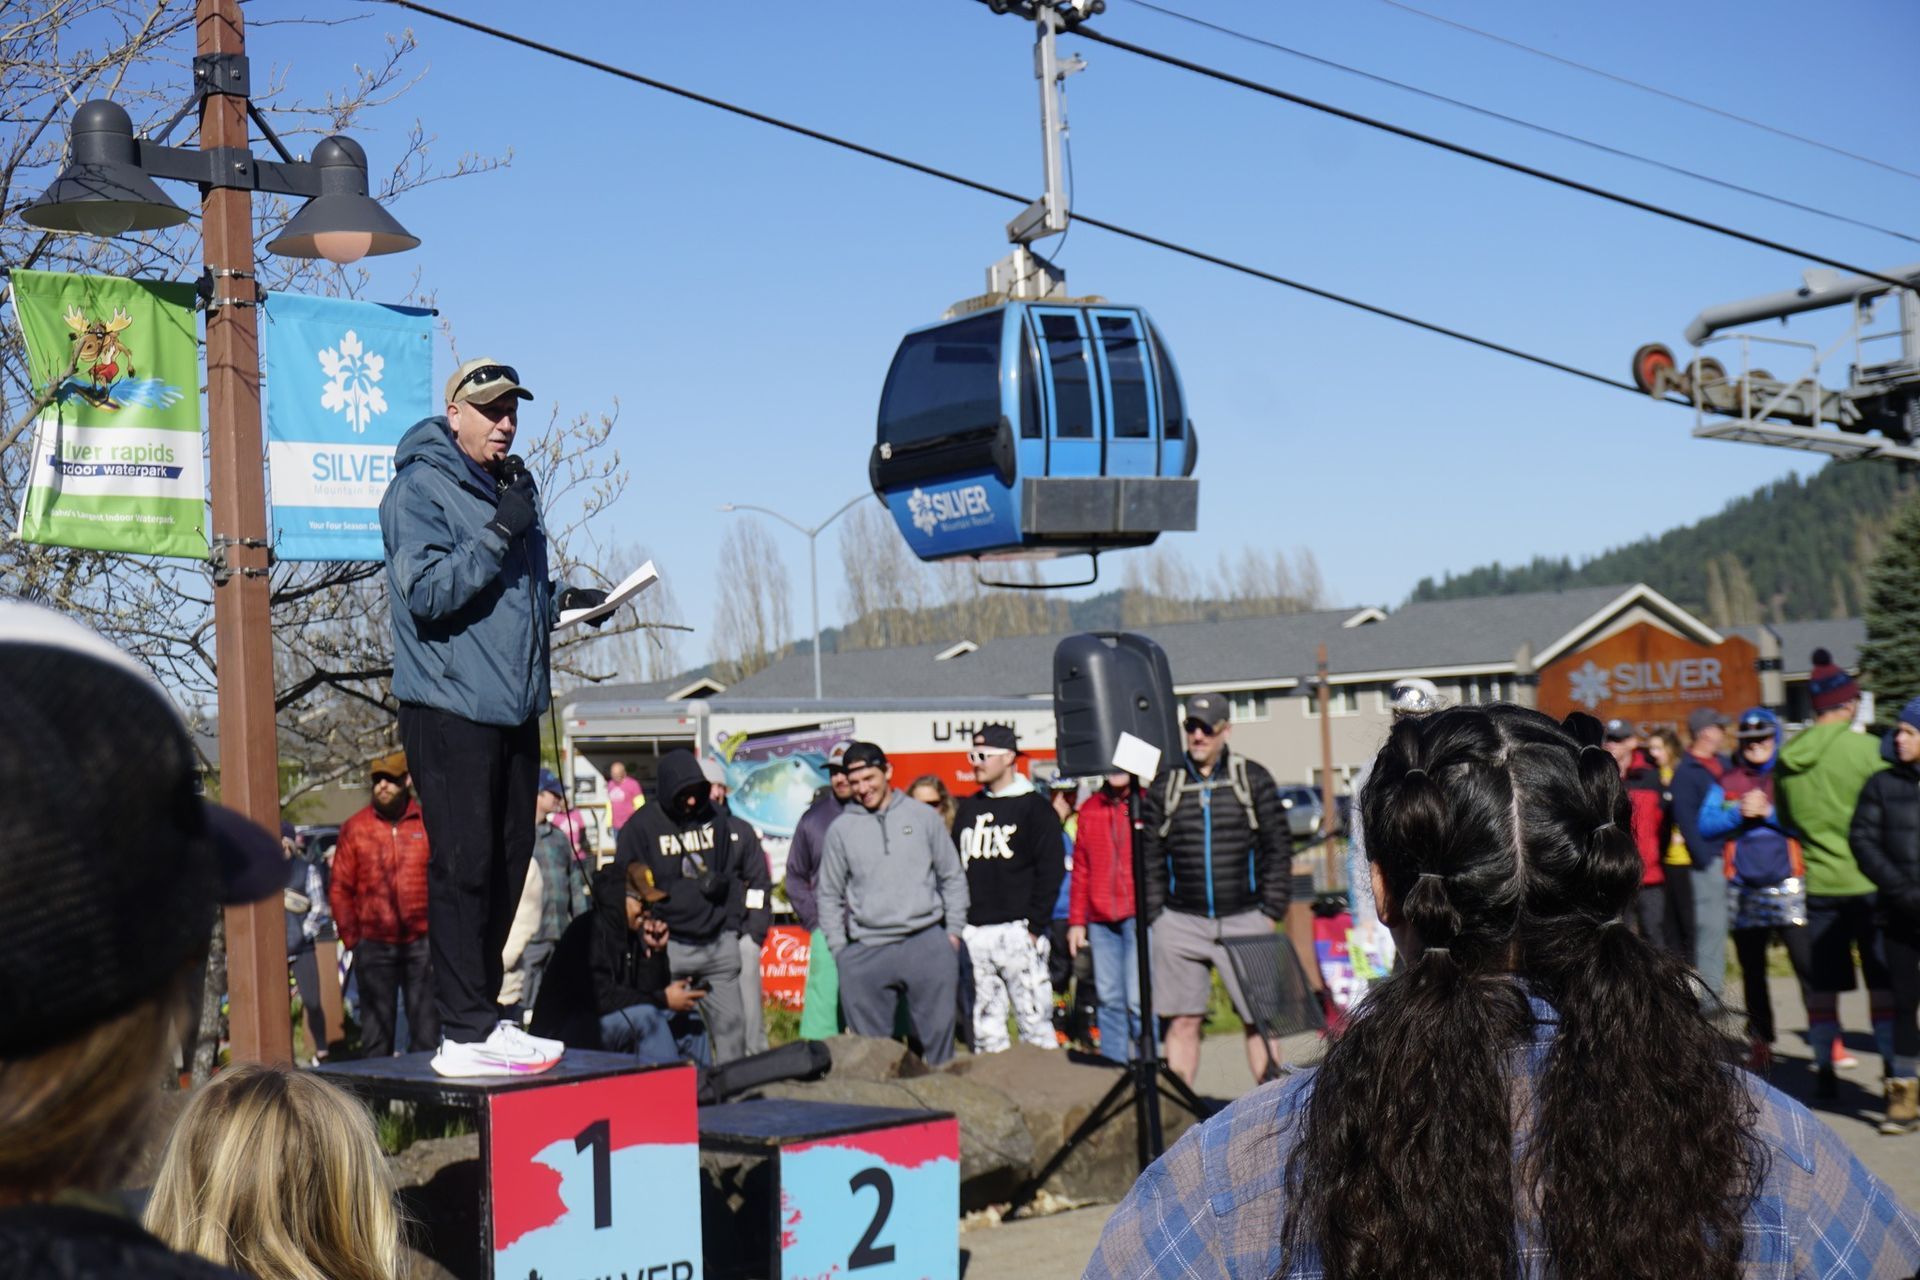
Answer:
[{"xmin": 1005, "ymin": 780, "xmax": 1212, "ymax": 1218}]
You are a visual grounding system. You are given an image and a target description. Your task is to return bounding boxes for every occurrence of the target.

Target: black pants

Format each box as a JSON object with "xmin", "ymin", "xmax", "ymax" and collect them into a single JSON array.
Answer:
[
  {"xmin": 1662, "ymin": 866, "xmax": 1696, "ymax": 959},
  {"xmin": 1633, "ymin": 885, "xmax": 1666, "ymax": 946},
  {"xmin": 1884, "ymin": 926, "xmax": 1920, "ymax": 1065},
  {"xmin": 355, "ymin": 937, "xmax": 439, "ymax": 1057},
  {"xmin": 290, "ymin": 944, "xmax": 328, "ymax": 1057},
  {"xmin": 400, "ymin": 704, "xmax": 539, "ymax": 1043},
  {"xmin": 1732, "ymin": 924, "xmax": 1812, "ymax": 1044}
]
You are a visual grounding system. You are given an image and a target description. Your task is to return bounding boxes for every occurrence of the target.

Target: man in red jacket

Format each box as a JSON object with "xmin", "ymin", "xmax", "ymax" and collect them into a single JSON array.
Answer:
[
  {"xmin": 1604, "ymin": 720, "xmax": 1669, "ymax": 945},
  {"xmin": 1067, "ymin": 771, "xmax": 1142, "ymax": 1063},
  {"xmin": 329, "ymin": 750, "xmax": 438, "ymax": 1058}
]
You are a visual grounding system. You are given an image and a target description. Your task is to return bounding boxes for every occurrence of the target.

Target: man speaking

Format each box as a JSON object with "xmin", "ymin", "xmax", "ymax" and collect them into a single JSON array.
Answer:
[{"xmin": 381, "ymin": 356, "xmax": 605, "ymax": 1077}]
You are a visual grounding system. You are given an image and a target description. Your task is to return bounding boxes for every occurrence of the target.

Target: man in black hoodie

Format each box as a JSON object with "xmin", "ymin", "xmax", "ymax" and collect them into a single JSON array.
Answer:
[
  {"xmin": 952, "ymin": 725, "xmax": 1066, "ymax": 1053},
  {"xmin": 614, "ymin": 748, "xmax": 767, "ymax": 1063}
]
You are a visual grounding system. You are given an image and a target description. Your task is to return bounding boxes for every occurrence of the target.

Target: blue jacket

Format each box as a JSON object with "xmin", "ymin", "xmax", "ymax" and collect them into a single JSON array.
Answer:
[
  {"xmin": 1668, "ymin": 750, "xmax": 1729, "ymax": 870},
  {"xmin": 380, "ymin": 416, "xmax": 554, "ymax": 726},
  {"xmin": 1699, "ymin": 709, "xmax": 1797, "ymax": 887}
]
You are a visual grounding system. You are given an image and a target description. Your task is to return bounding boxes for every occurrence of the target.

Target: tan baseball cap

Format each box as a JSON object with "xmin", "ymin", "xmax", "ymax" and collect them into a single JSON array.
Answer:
[{"xmin": 445, "ymin": 356, "xmax": 533, "ymax": 407}]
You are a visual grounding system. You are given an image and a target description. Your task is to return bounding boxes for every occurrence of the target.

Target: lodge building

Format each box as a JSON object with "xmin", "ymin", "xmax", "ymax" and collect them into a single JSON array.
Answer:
[{"xmin": 571, "ymin": 583, "xmax": 1866, "ymax": 792}]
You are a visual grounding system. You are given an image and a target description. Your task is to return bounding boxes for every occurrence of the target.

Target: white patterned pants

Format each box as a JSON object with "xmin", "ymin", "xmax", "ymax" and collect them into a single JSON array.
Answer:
[{"xmin": 964, "ymin": 920, "xmax": 1057, "ymax": 1053}]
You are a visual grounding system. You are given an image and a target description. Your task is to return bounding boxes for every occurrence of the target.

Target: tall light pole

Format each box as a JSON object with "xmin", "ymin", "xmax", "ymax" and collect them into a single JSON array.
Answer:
[
  {"xmin": 719, "ymin": 495, "xmax": 868, "ymax": 700},
  {"xmin": 21, "ymin": 0, "xmax": 420, "ymax": 1064}
]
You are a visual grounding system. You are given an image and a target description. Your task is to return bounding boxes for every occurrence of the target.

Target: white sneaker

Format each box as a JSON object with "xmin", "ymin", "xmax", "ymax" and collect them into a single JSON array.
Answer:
[
  {"xmin": 429, "ymin": 1025, "xmax": 562, "ymax": 1078},
  {"xmin": 494, "ymin": 1020, "xmax": 564, "ymax": 1064}
]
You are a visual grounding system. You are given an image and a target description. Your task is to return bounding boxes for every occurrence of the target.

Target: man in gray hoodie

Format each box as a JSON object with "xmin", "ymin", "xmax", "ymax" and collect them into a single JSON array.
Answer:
[{"xmin": 817, "ymin": 741, "xmax": 969, "ymax": 1065}]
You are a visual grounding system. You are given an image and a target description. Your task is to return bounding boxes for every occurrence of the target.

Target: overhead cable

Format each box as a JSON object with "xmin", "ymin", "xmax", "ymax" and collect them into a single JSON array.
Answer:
[
  {"xmin": 1069, "ymin": 24, "xmax": 1919, "ymax": 293},
  {"xmin": 1119, "ymin": 0, "xmax": 1919, "ymax": 247},
  {"xmin": 366, "ymin": 0, "xmax": 1670, "ymax": 401},
  {"xmin": 1376, "ymin": 0, "xmax": 1920, "ymax": 184}
]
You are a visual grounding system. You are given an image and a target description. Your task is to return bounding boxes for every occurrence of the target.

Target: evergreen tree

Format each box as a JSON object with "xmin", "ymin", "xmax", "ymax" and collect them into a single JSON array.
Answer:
[{"xmin": 1860, "ymin": 491, "xmax": 1920, "ymax": 715}]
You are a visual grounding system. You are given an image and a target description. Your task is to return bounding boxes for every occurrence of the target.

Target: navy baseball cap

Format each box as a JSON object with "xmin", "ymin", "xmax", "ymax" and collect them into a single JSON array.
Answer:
[
  {"xmin": 0, "ymin": 601, "xmax": 282, "ymax": 1056},
  {"xmin": 841, "ymin": 741, "xmax": 889, "ymax": 772}
]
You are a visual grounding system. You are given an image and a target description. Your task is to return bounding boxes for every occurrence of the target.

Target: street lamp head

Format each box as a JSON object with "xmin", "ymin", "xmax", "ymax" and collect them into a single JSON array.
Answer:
[
  {"xmin": 264, "ymin": 136, "xmax": 420, "ymax": 264},
  {"xmin": 20, "ymin": 100, "xmax": 189, "ymax": 237},
  {"xmin": 718, "ymin": 504, "xmax": 737, "ymax": 512}
]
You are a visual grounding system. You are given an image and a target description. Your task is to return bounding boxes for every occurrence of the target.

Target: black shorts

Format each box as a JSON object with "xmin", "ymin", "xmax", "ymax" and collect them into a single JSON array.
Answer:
[{"xmin": 1806, "ymin": 894, "xmax": 1892, "ymax": 993}]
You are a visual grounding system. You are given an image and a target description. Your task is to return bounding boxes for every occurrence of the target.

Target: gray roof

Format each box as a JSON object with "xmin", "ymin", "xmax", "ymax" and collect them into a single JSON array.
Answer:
[
  {"xmin": 1766, "ymin": 619, "xmax": 1866, "ymax": 675},
  {"xmin": 568, "ymin": 583, "xmax": 1657, "ymax": 705}
]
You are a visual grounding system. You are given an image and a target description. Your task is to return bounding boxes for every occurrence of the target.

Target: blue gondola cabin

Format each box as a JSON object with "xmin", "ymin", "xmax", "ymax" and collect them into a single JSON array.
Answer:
[{"xmin": 870, "ymin": 301, "xmax": 1199, "ymax": 562}]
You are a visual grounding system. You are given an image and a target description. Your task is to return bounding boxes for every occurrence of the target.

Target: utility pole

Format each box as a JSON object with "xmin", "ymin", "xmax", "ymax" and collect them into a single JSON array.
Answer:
[
  {"xmin": 200, "ymin": 0, "xmax": 289, "ymax": 1066},
  {"xmin": 1317, "ymin": 642, "xmax": 1337, "ymax": 885}
]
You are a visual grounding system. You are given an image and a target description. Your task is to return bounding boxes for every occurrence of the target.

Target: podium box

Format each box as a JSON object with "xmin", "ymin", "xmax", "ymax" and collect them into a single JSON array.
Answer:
[
  {"xmin": 317, "ymin": 1052, "xmax": 701, "ymax": 1280},
  {"xmin": 699, "ymin": 1098, "xmax": 958, "ymax": 1280}
]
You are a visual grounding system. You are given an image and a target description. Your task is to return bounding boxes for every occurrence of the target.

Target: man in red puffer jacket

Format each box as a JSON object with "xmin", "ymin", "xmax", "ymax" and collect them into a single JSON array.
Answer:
[
  {"xmin": 330, "ymin": 750, "xmax": 437, "ymax": 1058},
  {"xmin": 1605, "ymin": 720, "xmax": 1669, "ymax": 944},
  {"xmin": 1067, "ymin": 772, "xmax": 1143, "ymax": 1063}
]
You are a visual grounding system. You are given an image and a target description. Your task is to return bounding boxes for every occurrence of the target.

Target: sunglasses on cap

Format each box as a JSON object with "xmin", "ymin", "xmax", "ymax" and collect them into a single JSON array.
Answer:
[
  {"xmin": 453, "ymin": 363, "xmax": 519, "ymax": 400},
  {"xmin": 1738, "ymin": 717, "xmax": 1773, "ymax": 737}
]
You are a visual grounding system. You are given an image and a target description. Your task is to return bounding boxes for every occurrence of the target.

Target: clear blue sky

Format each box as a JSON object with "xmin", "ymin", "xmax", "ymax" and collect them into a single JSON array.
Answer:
[{"xmin": 234, "ymin": 1, "xmax": 1920, "ymax": 647}]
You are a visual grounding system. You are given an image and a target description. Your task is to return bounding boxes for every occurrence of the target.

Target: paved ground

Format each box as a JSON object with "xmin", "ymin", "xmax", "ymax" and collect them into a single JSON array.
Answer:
[{"xmin": 959, "ymin": 976, "xmax": 1919, "ymax": 1278}]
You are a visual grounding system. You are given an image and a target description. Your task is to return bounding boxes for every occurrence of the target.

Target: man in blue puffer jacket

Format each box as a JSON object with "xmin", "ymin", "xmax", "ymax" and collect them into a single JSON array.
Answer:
[{"xmin": 380, "ymin": 356, "xmax": 607, "ymax": 1077}]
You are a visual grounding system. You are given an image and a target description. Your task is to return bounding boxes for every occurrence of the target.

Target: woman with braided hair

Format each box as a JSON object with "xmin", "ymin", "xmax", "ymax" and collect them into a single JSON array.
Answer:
[{"xmin": 1087, "ymin": 704, "xmax": 1920, "ymax": 1280}]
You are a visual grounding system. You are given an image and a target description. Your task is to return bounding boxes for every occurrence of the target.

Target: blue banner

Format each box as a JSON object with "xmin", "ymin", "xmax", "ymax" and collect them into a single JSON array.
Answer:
[{"xmin": 263, "ymin": 293, "xmax": 432, "ymax": 561}]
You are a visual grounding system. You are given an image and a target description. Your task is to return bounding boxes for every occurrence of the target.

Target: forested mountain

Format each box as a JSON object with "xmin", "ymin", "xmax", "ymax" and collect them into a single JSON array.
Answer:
[{"xmin": 1408, "ymin": 463, "xmax": 1915, "ymax": 627}]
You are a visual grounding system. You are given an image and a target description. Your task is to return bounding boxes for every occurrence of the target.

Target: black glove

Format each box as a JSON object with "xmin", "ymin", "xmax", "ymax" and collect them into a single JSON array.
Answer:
[
  {"xmin": 557, "ymin": 585, "xmax": 611, "ymax": 628},
  {"xmin": 1893, "ymin": 886, "xmax": 1920, "ymax": 923},
  {"xmin": 487, "ymin": 475, "xmax": 536, "ymax": 542}
]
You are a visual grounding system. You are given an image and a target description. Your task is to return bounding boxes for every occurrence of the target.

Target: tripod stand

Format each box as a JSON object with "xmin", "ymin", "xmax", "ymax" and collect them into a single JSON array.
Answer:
[{"xmin": 1006, "ymin": 785, "xmax": 1212, "ymax": 1218}]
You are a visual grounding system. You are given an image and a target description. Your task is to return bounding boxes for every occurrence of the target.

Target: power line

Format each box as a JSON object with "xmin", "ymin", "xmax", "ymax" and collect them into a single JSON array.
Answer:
[
  {"xmin": 1070, "ymin": 24, "xmax": 1919, "ymax": 293},
  {"xmin": 1376, "ymin": 0, "xmax": 1920, "ymax": 185},
  {"xmin": 366, "ymin": 0, "xmax": 1667, "ymax": 401},
  {"xmin": 1119, "ymin": 0, "xmax": 1920, "ymax": 248}
]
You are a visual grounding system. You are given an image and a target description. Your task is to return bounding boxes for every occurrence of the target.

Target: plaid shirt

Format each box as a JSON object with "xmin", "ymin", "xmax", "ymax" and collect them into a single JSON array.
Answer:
[{"xmin": 1088, "ymin": 999, "xmax": 1920, "ymax": 1279}]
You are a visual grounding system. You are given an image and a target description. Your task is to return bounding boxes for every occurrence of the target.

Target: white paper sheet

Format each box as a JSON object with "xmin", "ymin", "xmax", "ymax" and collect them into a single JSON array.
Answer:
[{"xmin": 556, "ymin": 560, "xmax": 659, "ymax": 630}]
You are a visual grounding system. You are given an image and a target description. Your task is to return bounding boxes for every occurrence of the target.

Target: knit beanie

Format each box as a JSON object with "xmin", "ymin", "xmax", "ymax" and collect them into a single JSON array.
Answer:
[
  {"xmin": 1807, "ymin": 648, "xmax": 1860, "ymax": 714},
  {"xmin": 1900, "ymin": 696, "xmax": 1920, "ymax": 733}
]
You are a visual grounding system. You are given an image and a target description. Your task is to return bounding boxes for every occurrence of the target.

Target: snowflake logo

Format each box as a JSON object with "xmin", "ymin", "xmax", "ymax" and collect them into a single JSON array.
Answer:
[
  {"xmin": 1568, "ymin": 660, "xmax": 1611, "ymax": 710},
  {"xmin": 908, "ymin": 487, "xmax": 938, "ymax": 535},
  {"xmin": 316, "ymin": 329, "xmax": 388, "ymax": 433}
]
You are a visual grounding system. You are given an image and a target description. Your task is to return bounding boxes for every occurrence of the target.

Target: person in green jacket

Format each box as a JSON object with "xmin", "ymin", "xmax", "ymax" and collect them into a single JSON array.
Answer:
[{"xmin": 1775, "ymin": 650, "xmax": 1893, "ymax": 1098}]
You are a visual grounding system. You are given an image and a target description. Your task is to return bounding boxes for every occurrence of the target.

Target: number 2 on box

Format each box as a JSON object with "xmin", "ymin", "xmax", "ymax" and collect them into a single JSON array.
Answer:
[{"xmin": 848, "ymin": 1167, "xmax": 896, "ymax": 1269}]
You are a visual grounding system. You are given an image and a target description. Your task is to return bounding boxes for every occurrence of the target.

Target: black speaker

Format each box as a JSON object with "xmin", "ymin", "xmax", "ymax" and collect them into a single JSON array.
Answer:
[{"xmin": 1051, "ymin": 632, "xmax": 1181, "ymax": 778}]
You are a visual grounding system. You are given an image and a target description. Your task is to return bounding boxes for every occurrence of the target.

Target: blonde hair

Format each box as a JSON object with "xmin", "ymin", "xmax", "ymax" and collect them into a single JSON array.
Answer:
[
  {"xmin": 0, "ymin": 977, "xmax": 188, "ymax": 1200},
  {"xmin": 907, "ymin": 773, "xmax": 956, "ymax": 828},
  {"xmin": 146, "ymin": 1064, "xmax": 405, "ymax": 1280}
]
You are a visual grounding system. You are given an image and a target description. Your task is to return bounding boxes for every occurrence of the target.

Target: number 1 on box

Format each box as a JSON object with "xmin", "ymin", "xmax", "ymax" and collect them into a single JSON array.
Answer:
[{"xmin": 574, "ymin": 1119, "xmax": 611, "ymax": 1230}]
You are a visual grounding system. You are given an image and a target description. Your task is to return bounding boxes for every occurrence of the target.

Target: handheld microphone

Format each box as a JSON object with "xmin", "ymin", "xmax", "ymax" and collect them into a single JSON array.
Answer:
[{"xmin": 495, "ymin": 454, "xmax": 528, "ymax": 494}]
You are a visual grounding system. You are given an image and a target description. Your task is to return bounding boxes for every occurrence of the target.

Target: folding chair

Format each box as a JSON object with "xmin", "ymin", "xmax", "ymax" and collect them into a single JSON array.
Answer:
[{"xmin": 1220, "ymin": 930, "xmax": 1328, "ymax": 1083}]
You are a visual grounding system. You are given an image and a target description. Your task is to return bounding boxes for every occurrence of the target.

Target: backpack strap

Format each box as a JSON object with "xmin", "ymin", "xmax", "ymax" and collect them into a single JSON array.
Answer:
[
  {"xmin": 1157, "ymin": 769, "xmax": 1186, "ymax": 840},
  {"xmin": 1228, "ymin": 755, "xmax": 1259, "ymax": 832}
]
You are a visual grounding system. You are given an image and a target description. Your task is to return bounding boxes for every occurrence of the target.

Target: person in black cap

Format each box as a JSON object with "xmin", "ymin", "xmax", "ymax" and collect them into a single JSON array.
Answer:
[
  {"xmin": 1602, "ymin": 720, "xmax": 1669, "ymax": 947},
  {"xmin": 951, "ymin": 725, "xmax": 1065, "ymax": 1053},
  {"xmin": 817, "ymin": 742, "xmax": 970, "ymax": 1065},
  {"xmin": 788, "ymin": 743, "xmax": 854, "ymax": 1040},
  {"xmin": 1140, "ymin": 691, "xmax": 1290, "ymax": 1085},
  {"xmin": 0, "ymin": 600, "xmax": 284, "ymax": 1280},
  {"xmin": 1670, "ymin": 705, "xmax": 1733, "ymax": 1001}
]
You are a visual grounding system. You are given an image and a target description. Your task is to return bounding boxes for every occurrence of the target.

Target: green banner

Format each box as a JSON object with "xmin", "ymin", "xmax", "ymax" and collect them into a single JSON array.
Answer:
[{"xmin": 11, "ymin": 268, "xmax": 204, "ymax": 558}]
